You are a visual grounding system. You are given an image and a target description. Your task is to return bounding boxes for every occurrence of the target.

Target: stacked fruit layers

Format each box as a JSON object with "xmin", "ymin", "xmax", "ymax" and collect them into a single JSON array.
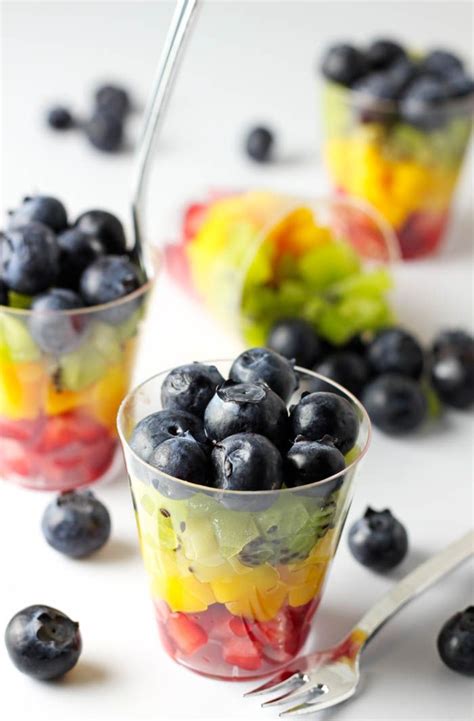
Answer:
[
  {"xmin": 323, "ymin": 84, "xmax": 472, "ymax": 259},
  {"xmin": 0, "ymin": 305, "xmax": 143, "ymax": 490},
  {"xmin": 166, "ymin": 191, "xmax": 394, "ymax": 347},
  {"xmin": 130, "ymin": 456, "xmax": 357, "ymax": 679}
]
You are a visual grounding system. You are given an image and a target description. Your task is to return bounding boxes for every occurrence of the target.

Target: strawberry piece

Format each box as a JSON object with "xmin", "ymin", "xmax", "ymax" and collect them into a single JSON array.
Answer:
[
  {"xmin": 183, "ymin": 203, "xmax": 208, "ymax": 243},
  {"xmin": 0, "ymin": 438, "xmax": 34, "ymax": 477},
  {"xmin": 222, "ymin": 636, "xmax": 262, "ymax": 671},
  {"xmin": 254, "ymin": 608, "xmax": 299, "ymax": 657},
  {"xmin": 229, "ymin": 616, "xmax": 249, "ymax": 638},
  {"xmin": 167, "ymin": 613, "xmax": 208, "ymax": 656},
  {"xmin": 163, "ymin": 243, "xmax": 196, "ymax": 296},
  {"xmin": 0, "ymin": 416, "xmax": 42, "ymax": 442},
  {"xmin": 398, "ymin": 210, "xmax": 448, "ymax": 260},
  {"xmin": 67, "ymin": 413, "xmax": 109, "ymax": 444}
]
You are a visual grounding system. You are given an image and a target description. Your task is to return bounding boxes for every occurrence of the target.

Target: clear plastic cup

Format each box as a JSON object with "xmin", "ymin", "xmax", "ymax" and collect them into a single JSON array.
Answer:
[
  {"xmin": 0, "ymin": 279, "xmax": 153, "ymax": 490},
  {"xmin": 165, "ymin": 191, "xmax": 399, "ymax": 347},
  {"xmin": 117, "ymin": 361, "xmax": 371, "ymax": 681},
  {"xmin": 322, "ymin": 82, "xmax": 473, "ymax": 259}
]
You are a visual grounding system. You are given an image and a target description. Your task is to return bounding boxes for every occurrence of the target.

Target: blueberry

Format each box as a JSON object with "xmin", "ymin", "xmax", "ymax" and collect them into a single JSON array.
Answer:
[
  {"xmin": 5, "ymin": 605, "xmax": 82, "ymax": 680},
  {"xmin": 444, "ymin": 70, "xmax": 474, "ymax": 98},
  {"xmin": 57, "ymin": 228, "xmax": 105, "ymax": 289},
  {"xmin": 290, "ymin": 391, "xmax": 359, "ymax": 454},
  {"xmin": 230, "ymin": 347, "xmax": 298, "ymax": 403},
  {"xmin": 362, "ymin": 373, "xmax": 427, "ymax": 434},
  {"xmin": 130, "ymin": 410, "xmax": 207, "ymax": 463},
  {"xmin": 367, "ymin": 328, "xmax": 424, "ymax": 379},
  {"xmin": 95, "ymin": 84, "xmax": 131, "ymax": 118},
  {"xmin": 47, "ymin": 106, "xmax": 74, "ymax": 130},
  {"xmin": 149, "ymin": 434, "xmax": 211, "ymax": 486},
  {"xmin": 430, "ymin": 330, "xmax": 474, "ymax": 409},
  {"xmin": 245, "ymin": 126, "xmax": 274, "ymax": 162},
  {"xmin": 366, "ymin": 38, "xmax": 406, "ymax": 71},
  {"xmin": 204, "ymin": 382, "xmax": 290, "ymax": 449},
  {"xmin": 348, "ymin": 507, "xmax": 408, "ymax": 570},
  {"xmin": 422, "ymin": 49, "xmax": 464, "ymax": 78},
  {"xmin": 320, "ymin": 43, "xmax": 368, "ymax": 86},
  {"xmin": 400, "ymin": 76, "xmax": 449, "ymax": 130},
  {"xmin": 387, "ymin": 57, "xmax": 419, "ymax": 95},
  {"xmin": 75, "ymin": 210, "xmax": 126, "ymax": 255},
  {"xmin": 1, "ymin": 223, "xmax": 59, "ymax": 295},
  {"xmin": 267, "ymin": 318, "xmax": 329, "ymax": 368},
  {"xmin": 85, "ymin": 110, "xmax": 124, "ymax": 152},
  {"xmin": 29, "ymin": 288, "xmax": 87, "ymax": 355},
  {"xmin": 437, "ymin": 607, "xmax": 474, "ymax": 675},
  {"xmin": 286, "ymin": 436, "xmax": 345, "ymax": 488},
  {"xmin": 8, "ymin": 195, "xmax": 68, "ymax": 233},
  {"xmin": 41, "ymin": 490, "xmax": 111, "ymax": 558},
  {"xmin": 0, "ymin": 279, "xmax": 8, "ymax": 306},
  {"xmin": 313, "ymin": 352, "xmax": 370, "ymax": 397},
  {"xmin": 353, "ymin": 71, "xmax": 400, "ymax": 101},
  {"xmin": 432, "ymin": 329, "xmax": 474, "ymax": 357},
  {"xmin": 161, "ymin": 363, "xmax": 225, "ymax": 419},
  {"xmin": 212, "ymin": 432, "xmax": 283, "ymax": 491},
  {"xmin": 80, "ymin": 255, "xmax": 141, "ymax": 322}
]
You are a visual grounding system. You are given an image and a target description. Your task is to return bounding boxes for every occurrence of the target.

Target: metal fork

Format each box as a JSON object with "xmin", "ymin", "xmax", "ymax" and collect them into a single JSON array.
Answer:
[{"xmin": 245, "ymin": 529, "xmax": 474, "ymax": 716}]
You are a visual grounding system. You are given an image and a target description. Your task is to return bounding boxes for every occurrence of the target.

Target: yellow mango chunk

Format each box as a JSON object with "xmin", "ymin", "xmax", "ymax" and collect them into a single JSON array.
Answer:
[{"xmin": 0, "ymin": 360, "xmax": 46, "ymax": 419}]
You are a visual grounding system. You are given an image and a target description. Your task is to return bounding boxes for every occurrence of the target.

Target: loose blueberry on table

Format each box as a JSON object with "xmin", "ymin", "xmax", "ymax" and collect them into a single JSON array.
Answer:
[
  {"xmin": 348, "ymin": 507, "xmax": 408, "ymax": 571},
  {"xmin": 5, "ymin": 605, "xmax": 82, "ymax": 680},
  {"xmin": 437, "ymin": 607, "xmax": 474, "ymax": 675},
  {"xmin": 41, "ymin": 490, "xmax": 111, "ymax": 558},
  {"xmin": 128, "ymin": 347, "xmax": 361, "ymax": 678},
  {"xmin": 46, "ymin": 82, "xmax": 132, "ymax": 153},
  {"xmin": 0, "ymin": 193, "xmax": 148, "ymax": 491}
]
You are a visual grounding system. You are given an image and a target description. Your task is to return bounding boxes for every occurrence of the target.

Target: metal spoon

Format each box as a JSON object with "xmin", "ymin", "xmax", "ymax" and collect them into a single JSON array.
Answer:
[{"xmin": 129, "ymin": 0, "xmax": 199, "ymax": 274}]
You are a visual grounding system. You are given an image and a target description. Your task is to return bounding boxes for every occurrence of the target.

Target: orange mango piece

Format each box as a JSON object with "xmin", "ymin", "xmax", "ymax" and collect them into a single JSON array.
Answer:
[{"xmin": 0, "ymin": 360, "xmax": 46, "ymax": 419}]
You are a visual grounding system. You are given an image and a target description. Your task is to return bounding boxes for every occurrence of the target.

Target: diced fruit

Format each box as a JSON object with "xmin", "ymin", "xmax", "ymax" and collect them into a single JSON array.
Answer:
[
  {"xmin": 0, "ymin": 313, "xmax": 41, "ymax": 363},
  {"xmin": 166, "ymin": 614, "xmax": 208, "ymax": 656},
  {"xmin": 151, "ymin": 574, "xmax": 215, "ymax": 613},
  {"xmin": 222, "ymin": 636, "xmax": 262, "ymax": 671},
  {"xmin": 0, "ymin": 360, "xmax": 45, "ymax": 419}
]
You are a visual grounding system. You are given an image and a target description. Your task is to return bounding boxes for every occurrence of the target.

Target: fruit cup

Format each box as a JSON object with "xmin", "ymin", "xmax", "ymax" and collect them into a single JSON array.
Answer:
[
  {"xmin": 322, "ymin": 83, "xmax": 473, "ymax": 259},
  {"xmin": 0, "ymin": 281, "xmax": 153, "ymax": 490},
  {"xmin": 117, "ymin": 362, "xmax": 370, "ymax": 680},
  {"xmin": 165, "ymin": 191, "xmax": 399, "ymax": 347}
]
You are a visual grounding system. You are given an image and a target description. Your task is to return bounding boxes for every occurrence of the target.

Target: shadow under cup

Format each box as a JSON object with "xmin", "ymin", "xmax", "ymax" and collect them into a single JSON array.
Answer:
[
  {"xmin": 117, "ymin": 362, "xmax": 371, "ymax": 681},
  {"xmin": 0, "ymin": 280, "xmax": 153, "ymax": 491}
]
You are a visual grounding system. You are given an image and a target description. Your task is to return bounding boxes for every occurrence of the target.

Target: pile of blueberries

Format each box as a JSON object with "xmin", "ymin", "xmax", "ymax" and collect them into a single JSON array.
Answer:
[
  {"xmin": 267, "ymin": 319, "xmax": 474, "ymax": 435},
  {"xmin": 131, "ymin": 347, "xmax": 358, "ymax": 498},
  {"xmin": 0, "ymin": 195, "xmax": 145, "ymax": 352},
  {"xmin": 321, "ymin": 38, "xmax": 474, "ymax": 129},
  {"xmin": 47, "ymin": 83, "xmax": 132, "ymax": 153}
]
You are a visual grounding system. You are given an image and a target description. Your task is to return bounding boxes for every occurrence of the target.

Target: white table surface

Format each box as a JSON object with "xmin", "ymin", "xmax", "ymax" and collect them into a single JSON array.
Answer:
[{"xmin": 1, "ymin": 2, "xmax": 473, "ymax": 720}]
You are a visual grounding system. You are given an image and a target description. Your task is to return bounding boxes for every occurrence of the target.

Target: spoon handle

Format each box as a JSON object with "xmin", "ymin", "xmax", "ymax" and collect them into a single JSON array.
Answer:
[
  {"xmin": 130, "ymin": 0, "xmax": 199, "ymax": 256},
  {"xmin": 357, "ymin": 529, "xmax": 474, "ymax": 642}
]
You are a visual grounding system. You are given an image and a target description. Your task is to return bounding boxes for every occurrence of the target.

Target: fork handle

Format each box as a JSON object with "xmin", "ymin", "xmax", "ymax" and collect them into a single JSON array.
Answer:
[{"xmin": 356, "ymin": 530, "xmax": 474, "ymax": 642}]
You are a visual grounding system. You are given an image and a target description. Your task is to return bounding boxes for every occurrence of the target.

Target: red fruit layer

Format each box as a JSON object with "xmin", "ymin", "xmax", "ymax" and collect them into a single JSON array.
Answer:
[
  {"xmin": 154, "ymin": 597, "xmax": 320, "ymax": 680},
  {"xmin": 397, "ymin": 210, "xmax": 449, "ymax": 260},
  {"xmin": 0, "ymin": 411, "xmax": 115, "ymax": 491}
]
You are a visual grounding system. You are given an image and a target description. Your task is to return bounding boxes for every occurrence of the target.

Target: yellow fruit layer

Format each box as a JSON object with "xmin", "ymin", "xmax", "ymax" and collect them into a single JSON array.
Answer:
[
  {"xmin": 325, "ymin": 137, "xmax": 458, "ymax": 228},
  {"xmin": 134, "ymin": 484, "xmax": 336, "ymax": 621},
  {"xmin": 0, "ymin": 339, "xmax": 135, "ymax": 428}
]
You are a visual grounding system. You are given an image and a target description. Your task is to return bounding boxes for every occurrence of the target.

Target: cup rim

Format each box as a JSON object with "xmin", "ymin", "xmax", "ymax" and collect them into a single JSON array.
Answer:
[
  {"xmin": 117, "ymin": 359, "xmax": 372, "ymax": 498},
  {"xmin": 0, "ymin": 274, "xmax": 155, "ymax": 318},
  {"xmin": 324, "ymin": 79, "xmax": 474, "ymax": 117}
]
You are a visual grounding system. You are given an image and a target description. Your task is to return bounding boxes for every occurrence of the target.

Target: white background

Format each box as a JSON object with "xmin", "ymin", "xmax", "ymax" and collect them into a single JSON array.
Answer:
[{"xmin": 0, "ymin": 2, "xmax": 473, "ymax": 720}]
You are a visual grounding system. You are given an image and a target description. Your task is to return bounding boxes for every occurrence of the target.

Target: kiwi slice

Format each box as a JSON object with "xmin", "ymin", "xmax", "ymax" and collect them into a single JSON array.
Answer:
[
  {"xmin": 0, "ymin": 313, "xmax": 41, "ymax": 363},
  {"xmin": 238, "ymin": 494, "xmax": 337, "ymax": 568}
]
